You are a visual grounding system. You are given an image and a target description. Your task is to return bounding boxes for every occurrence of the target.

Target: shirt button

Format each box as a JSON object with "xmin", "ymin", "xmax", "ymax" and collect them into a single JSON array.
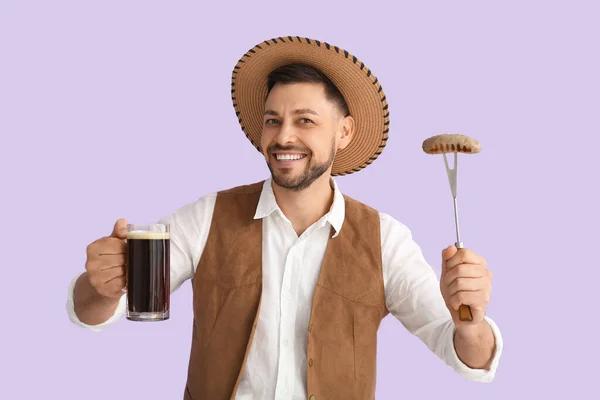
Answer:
[
  {"xmin": 287, "ymin": 293, "xmax": 292, "ymax": 300},
  {"xmin": 309, "ymin": 396, "xmax": 316, "ymax": 400},
  {"xmin": 284, "ymin": 340, "xmax": 289, "ymax": 346}
]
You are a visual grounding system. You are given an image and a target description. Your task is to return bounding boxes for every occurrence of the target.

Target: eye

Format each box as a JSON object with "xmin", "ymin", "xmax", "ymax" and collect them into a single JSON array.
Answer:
[
  {"xmin": 299, "ymin": 118, "xmax": 313, "ymax": 124},
  {"xmin": 265, "ymin": 119, "xmax": 279, "ymax": 125}
]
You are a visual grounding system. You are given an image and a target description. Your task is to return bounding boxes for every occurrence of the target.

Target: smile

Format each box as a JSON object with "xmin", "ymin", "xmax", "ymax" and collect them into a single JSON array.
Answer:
[{"xmin": 274, "ymin": 153, "xmax": 307, "ymax": 161}]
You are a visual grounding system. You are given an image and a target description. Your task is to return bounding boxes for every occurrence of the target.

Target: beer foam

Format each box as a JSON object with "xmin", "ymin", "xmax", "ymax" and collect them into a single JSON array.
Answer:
[{"xmin": 127, "ymin": 230, "xmax": 170, "ymax": 240}]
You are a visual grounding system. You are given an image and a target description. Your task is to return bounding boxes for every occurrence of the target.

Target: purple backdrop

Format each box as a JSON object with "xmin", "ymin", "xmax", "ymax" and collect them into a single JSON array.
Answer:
[{"xmin": 2, "ymin": 0, "xmax": 598, "ymax": 398}]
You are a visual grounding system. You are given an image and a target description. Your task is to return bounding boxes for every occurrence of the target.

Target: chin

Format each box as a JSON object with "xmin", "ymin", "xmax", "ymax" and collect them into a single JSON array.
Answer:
[
  {"xmin": 267, "ymin": 155, "xmax": 331, "ymax": 192},
  {"xmin": 272, "ymin": 170, "xmax": 326, "ymax": 192},
  {"xmin": 272, "ymin": 173, "xmax": 303, "ymax": 189}
]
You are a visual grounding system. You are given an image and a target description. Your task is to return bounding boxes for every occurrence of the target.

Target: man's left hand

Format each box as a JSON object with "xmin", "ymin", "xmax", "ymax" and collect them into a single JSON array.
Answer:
[{"xmin": 440, "ymin": 245, "xmax": 492, "ymax": 326}]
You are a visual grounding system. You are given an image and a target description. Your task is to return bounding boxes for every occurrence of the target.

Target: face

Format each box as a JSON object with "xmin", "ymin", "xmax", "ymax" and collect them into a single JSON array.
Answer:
[{"xmin": 261, "ymin": 82, "xmax": 354, "ymax": 191}]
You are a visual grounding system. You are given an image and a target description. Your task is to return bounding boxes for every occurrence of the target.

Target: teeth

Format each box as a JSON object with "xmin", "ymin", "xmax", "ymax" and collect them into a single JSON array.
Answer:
[{"xmin": 276, "ymin": 154, "xmax": 304, "ymax": 161}]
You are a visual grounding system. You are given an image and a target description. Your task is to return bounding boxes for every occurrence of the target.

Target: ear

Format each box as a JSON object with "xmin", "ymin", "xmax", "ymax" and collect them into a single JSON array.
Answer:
[{"xmin": 337, "ymin": 115, "xmax": 355, "ymax": 151}]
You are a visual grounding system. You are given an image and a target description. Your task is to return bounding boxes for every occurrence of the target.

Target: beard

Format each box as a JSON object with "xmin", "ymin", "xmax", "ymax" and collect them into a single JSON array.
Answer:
[{"xmin": 266, "ymin": 141, "xmax": 335, "ymax": 192}]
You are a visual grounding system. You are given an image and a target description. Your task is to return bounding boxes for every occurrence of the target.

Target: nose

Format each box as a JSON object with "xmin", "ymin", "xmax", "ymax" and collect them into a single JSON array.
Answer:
[{"xmin": 274, "ymin": 120, "xmax": 296, "ymax": 145}]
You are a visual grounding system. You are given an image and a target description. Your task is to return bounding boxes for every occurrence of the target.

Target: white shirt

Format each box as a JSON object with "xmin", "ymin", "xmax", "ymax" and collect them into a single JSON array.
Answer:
[{"xmin": 66, "ymin": 178, "xmax": 503, "ymax": 399}]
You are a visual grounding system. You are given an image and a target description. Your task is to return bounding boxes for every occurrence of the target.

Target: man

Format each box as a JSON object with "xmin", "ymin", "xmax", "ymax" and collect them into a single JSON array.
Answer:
[{"xmin": 67, "ymin": 36, "xmax": 503, "ymax": 399}]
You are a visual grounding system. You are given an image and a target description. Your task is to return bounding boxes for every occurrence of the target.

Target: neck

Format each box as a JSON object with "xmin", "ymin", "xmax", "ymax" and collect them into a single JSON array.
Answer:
[{"xmin": 272, "ymin": 174, "xmax": 334, "ymax": 237}]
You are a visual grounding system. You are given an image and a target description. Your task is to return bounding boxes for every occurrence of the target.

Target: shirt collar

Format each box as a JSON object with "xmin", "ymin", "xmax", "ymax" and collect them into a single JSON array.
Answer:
[
  {"xmin": 327, "ymin": 178, "xmax": 345, "ymax": 237},
  {"xmin": 254, "ymin": 177, "xmax": 345, "ymax": 238},
  {"xmin": 254, "ymin": 178, "xmax": 280, "ymax": 220}
]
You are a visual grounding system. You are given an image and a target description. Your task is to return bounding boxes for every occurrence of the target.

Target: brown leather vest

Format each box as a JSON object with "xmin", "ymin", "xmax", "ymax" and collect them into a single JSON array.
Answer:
[{"xmin": 183, "ymin": 181, "xmax": 388, "ymax": 400}]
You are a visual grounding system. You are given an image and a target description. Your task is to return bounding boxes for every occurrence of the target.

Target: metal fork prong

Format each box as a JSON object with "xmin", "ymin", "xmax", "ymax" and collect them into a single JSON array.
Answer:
[
  {"xmin": 444, "ymin": 151, "xmax": 458, "ymax": 171},
  {"xmin": 453, "ymin": 152, "xmax": 458, "ymax": 197},
  {"xmin": 443, "ymin": 152, "xmax": 458, "ymax": 198},
  {"xmin": 443, "ymin": 151, "xmax": 450, "ymax": 172},
  {"xmin": 455, "ymin": 151, "xmax": 458, "ymax": 171}
]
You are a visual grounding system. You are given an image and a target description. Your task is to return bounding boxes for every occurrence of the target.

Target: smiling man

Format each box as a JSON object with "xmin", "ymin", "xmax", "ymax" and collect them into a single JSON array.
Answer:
[
  {"xmin": 67, "ymin": 36, "xmax": 503, "ymax": 400},
  {"xmin": 262, "ymin": 66, "xmax": 351, "ymax": 194}
]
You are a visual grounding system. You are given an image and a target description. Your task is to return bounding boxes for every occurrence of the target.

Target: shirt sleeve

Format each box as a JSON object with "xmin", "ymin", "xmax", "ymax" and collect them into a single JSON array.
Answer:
[
  {"xmin": 66, "ymin": 193, "xmax": 218, "ymax": 331},
  {"xmin": 380, "ymin": 212, "xmax": 503, "ymax": 382}
]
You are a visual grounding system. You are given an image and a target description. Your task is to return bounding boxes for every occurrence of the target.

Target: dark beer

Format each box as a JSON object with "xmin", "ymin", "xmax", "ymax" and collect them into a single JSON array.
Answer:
[{"xmin": 126, "ymin": 229, "xmax": 170, "ymax": 321}]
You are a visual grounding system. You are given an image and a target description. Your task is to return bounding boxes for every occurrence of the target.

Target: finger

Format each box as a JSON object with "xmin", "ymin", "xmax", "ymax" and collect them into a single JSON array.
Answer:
[
  {"xmin": 98, "ymin": 254, "xmax": 127, "ymax": 271},
  {"xmin": 443, "ymin": 264, "xmax": 487, "ymax": 286},
  {"xmin": 446, "ymin": 249, "xmax": 484, "ymax": 271},
  {"xmin": 106, "ymin": 276, "xmax": 127, "ymax": 294},
  {"xmin": 442, "ymin": 245, "xmax": 458, "ymax": 262},
  {"xmin": 97, "ymin": 266, "xmax": 126, "ymax": 284},
  {"xmin": 449, "ymin": 290, "xmax": 489, "ymax": 311},
  {"xmin": 441, "ymin": 245, "xmax": 457, "ymax": 275},
  {"xmin": 99, "ymin": 238, "xmax": 127, "ymax": 255},
  {"xmin": 98, "ymin": 277, "xmax": 127, "ymax": 298},
  {"xmin": 106, "ymin": 275, "xmax": 127, "ymax": 292},
  {"xmin": 110, "ymin": 218, "xmax": 129, "ymax": 239},
  {"xmin": 88, "ymin": 268, "xmax": 125, "ymax": 292},
  {"xmin": 85, "ymin": 256, "xmax": 126, "ymax": 274},
  {"xmin": 87, "ymin": 237, "xmax": 127, "ymax": 257},
  {"xmin": 447, "ymin": 276, "xmax": 488, "ymax": 297}
]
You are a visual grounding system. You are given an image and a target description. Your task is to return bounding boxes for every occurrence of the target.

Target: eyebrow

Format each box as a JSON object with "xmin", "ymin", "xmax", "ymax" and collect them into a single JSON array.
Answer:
[{"xmin": 264, "ymin": 108, "xmax": 319, "ymax": 116}]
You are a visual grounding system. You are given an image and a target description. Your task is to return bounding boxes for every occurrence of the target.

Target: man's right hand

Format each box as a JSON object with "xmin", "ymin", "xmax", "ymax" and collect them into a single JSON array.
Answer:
[{"xmin": 84, "ymin": 218, "xmax": 129, "ymax": 299}]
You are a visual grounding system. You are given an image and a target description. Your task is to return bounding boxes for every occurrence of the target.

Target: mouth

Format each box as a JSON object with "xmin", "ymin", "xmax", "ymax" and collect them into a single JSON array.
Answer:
[{"xmin": 272, "ymin": 153, "xmax": 307, "ymax": 162}]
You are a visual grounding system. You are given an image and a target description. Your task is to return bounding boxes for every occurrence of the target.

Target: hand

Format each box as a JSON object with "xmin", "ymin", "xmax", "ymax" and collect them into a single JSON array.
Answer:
[
  {"xmin": 84, "ymin": 218, "xmax": 129, "ymax": 300},
  {"xmin": 440, "ymin": 245, "xmax": 492, "ymax": 326}
]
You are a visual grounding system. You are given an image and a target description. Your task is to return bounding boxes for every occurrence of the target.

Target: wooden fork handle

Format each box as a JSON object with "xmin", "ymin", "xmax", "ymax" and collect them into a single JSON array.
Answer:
[{"xmin": 458, "ymin": 304, "xmax": 473, "ymax": 321}]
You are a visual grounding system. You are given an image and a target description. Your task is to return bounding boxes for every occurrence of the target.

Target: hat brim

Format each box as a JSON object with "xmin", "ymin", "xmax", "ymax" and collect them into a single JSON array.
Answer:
[{"xmin": 231, "ymin": 36, "xmax": 390, "ymax": 176}]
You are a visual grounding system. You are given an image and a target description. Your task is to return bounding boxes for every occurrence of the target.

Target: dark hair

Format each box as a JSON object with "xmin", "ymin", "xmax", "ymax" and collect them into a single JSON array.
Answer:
[{"xmin": 266, "ymin": 63, "xmax": 350, "ymax": 117}]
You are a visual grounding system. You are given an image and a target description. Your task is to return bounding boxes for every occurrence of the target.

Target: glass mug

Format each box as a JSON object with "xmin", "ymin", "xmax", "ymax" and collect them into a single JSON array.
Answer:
[{"xmin": 126, "ymin": 224, "xmax": 170, "ymax": 321}]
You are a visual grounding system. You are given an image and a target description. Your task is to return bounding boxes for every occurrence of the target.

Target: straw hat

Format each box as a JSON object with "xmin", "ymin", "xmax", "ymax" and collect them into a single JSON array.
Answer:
[{"xmin": 231, "ymin": 36, "xmax": 390, "ymax": 176}]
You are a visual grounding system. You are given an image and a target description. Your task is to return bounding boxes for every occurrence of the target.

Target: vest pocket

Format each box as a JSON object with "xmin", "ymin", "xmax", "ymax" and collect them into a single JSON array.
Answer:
[
  {"xmin": 352, "ymin": 302, "xmax": 381, "ymax": 390},
  {"xmin": 194, "ymin": 276, "xmax": 261, "ymax": 350},
  {"xmin": 310, "ymin": 287, "xmax": 356, "ymax": 385}
]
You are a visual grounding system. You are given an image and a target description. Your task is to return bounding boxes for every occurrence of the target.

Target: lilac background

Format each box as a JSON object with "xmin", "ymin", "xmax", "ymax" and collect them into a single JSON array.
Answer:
[{"xmin": 2, "ymin": 0, "xmax": 599, "ymax": 398}]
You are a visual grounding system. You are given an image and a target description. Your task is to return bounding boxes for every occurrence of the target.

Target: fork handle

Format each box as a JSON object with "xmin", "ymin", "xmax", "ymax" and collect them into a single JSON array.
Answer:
[
  {"xmin": 458, "ymin": 305, "xmax": 473, "ymax": 322},
  {"xmin": 455, "ymin": 241, "xmax": 474, "ymax": 322}
]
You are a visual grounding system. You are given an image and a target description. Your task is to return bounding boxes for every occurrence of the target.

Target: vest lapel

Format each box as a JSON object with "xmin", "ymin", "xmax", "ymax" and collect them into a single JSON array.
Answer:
[{"xmin": 185, "ymin": 183, "xmax": 264, "ymax": 400}]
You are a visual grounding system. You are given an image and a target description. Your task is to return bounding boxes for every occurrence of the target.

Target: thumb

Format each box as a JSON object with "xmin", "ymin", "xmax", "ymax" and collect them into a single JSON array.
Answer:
[
  {"xmin": 110, "ymin": 218, "xmax": 129, "ymax": 239},
  {"xmin": 441, "ymin": 245, "xmax": 458, "ymax": 275}
]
